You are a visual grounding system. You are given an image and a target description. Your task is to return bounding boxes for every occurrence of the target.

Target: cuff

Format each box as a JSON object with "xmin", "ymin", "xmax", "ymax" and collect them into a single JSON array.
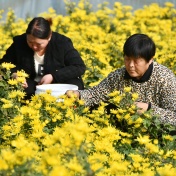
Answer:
[
  {"xmin": 147, "ymin": 102, "xmax": 151, "ymax": 111},
  {"xmin": 77, "ymin": 90, "xmax": 81, "ymax": 99}
]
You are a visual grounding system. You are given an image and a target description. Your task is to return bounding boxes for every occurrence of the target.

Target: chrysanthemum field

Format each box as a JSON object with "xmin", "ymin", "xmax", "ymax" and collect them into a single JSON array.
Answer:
[{"xmin": 0, "ymin": 0, "xmax": 176, "ymax": 175}]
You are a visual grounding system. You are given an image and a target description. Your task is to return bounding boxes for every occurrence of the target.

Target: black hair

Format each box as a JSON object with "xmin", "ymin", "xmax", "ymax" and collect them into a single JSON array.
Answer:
[
  {"xmin": 123, "ymin": 34, "xmax": 156, "ymax": 62},
  {"xmin": 26, "ymin": 17, "xmax": 52, "ymax": 39}
]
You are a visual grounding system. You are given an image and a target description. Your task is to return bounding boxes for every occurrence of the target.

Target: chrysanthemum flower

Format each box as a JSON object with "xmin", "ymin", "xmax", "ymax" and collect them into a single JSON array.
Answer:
[
  {"xmin": 16, "ymin": 70, "xmax": 28, "ymax": 78},
  {"xmin": 8, "ymin": 79, "xmax": 18, "ymax": 85},
  {"xmin": 1, "ymin": 62, "xmax": 15, "ymax": 70}
]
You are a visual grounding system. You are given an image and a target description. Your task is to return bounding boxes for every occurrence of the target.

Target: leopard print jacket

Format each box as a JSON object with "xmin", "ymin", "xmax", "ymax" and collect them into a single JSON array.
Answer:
[{"xmin": 79, "ymin": 62, "xmax": 176, "ymax": 126}]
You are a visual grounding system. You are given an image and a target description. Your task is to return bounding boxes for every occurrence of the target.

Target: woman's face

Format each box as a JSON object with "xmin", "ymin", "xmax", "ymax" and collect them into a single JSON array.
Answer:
[
  {"xmin": 26, "ymin": 34, "xmax": 51, "ymax": 53},
  {"xmin": 124, "ymin": 56, "xmax": 153, "ymax": 79}
]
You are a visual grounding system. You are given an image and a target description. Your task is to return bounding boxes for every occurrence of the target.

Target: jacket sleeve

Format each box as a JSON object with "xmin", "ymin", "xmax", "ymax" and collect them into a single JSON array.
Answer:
[
  {"xmin": 151, "ymin": 71, "xmax": 176, "ymax": 126},
  {"xmin": 78, "ymin": 70, "xmax": 120, "ymax": 106},
  {"xmin": 51, "ymin": 38, "xmax": 86, "ymax": 82}
]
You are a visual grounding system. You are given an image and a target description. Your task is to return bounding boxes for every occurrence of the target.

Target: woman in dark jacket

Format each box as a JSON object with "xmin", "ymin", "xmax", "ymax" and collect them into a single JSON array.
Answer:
[{"xmin": 0, "ymin": 17, "xmax": 86, "ymax": 99}]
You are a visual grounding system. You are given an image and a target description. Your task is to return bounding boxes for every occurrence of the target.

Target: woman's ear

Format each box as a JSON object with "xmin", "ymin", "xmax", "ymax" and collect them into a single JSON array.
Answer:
[
  {"xmin": 149, "ymin": 58, "xmax": 153, "ymax": 64},
  {"xmin": 48, "ymin": 32, "xmax": 52, "ymax": 41}
]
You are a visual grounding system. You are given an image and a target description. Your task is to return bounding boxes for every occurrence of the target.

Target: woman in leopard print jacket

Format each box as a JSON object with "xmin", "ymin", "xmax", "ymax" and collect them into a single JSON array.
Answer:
[{"xmin": 66, "ymin": 34, "xmax": 176, "ymax": 126}]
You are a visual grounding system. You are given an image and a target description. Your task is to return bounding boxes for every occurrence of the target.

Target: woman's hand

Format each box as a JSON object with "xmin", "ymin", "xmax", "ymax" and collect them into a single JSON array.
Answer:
[
  {"xmin": 22, "ymin": 81, "xmax": 28, "ymax": 88},
  {"xmin": 39, "ymin": 74, "xmax": 53, "ymax": 85},
  {"xmin": 12, "ymin": 72, "xmax": 28, "ymax": 88},
  {"xmin": 66, "ymin": 90, "xmax": 80, "ymax": 99},
  {"xmin": 135, "ymin": 102, "xmax": 149, "ymax": 114}
]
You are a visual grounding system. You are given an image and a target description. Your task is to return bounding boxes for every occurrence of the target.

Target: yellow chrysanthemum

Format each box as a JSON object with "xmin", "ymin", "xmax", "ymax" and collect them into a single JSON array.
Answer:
[
  {"xmin": 132, "ymin": 93, "xmax": 138, "ymax": 101},
  {"xmin": 16, "ymin": 70, "xmax": 28, "ymax": 77},
  {"xmin": 163, "ymin": 135, "xmax": 174, "ymax": 141},
  {"xmin": 2, "ymin": 103, "xmax": 13, "ymax": 109},
  {"xmin": 136, "ymin": 134, "xmax": 151, "ymax": 145},
  {"xmin": 8, "ymin": 79, "xmax": 18, "ymax": 85},
  {"xmin": 16, "ymin": 76, "xmax": 26, "ymax": 83},
  {"xmin": 124, "ymin": 87, "xmax": 131, "ymax": 92},
  {"xmin": 1, "ymin": 62, "xmax": 15, "ymax": 70},
  {"xmin": 0, "ymin": 159, "xmax": 8, "ymax": 170},
  {"xmin": 108, "ymin": 90, "xmax": 120, "ymax": 97},
  {"xmin": 8, "ymin": 90, "xmax": 25, "ymax": 99}
]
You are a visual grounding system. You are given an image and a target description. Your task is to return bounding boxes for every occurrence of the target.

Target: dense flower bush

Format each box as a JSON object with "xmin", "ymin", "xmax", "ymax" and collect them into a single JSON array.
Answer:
[{"xmin": 0, "ymin": 0, "xmax": 176, "ymax": 175}]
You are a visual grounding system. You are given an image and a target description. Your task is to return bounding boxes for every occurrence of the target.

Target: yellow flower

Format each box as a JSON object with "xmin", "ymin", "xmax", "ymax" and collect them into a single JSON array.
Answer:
[
  {"xmin": 8, "ymin": 90, "xmax": 25, "ymax": 99},
  {"xmin": 108, "ymin": 90, "xmax": 120, "ymax": 97},
  {"xmin": 16, "ymin": 76, "xmax": 26, "ymax": 83},
  {"xmin": 2, "ymin": 125, "xmax": 11, "ymax": 131},
  {"xmin": 16, "ymin": 70, "xmax": 28, "ymax": 77},
  {"xmin": 121, "ymin": 138, "xmax": 132, "ymax": 144},
  {"xmin": 128, "ymin": 119, "xmax": 133, "ymax": 125},
  {"xmin": 63, "ymin": 98, "xmax": 75, "ymax": 107},
  {"xmin": 1, "ymin": 149, "xmax": 15, "ymax": 163},
  {"xmin": 109, "ymin": 161, "xmax": 129, "ymax": 174},
  {"xmin": 154, "ymin": 161, "xmax": 161, "ymax": 166},
  {"xmin": 82, "ymin": 107, "xmax": 89, "ymax": 113},
  {"xmin": 159, "ymin": 150, "xmax": 164, "ymax": 155},
  {"xmin": 77, "ymin": 99, "xmax": 85, "ymax": 105},
  {"xmin": 136, "ymin": 134, "xmax": 151, "ymax": 145},
  {"xmin": 2, "ymin": 103, "xmax": 13, "ymax": 108},
  {"xmin": 124, "ymin": 86, "xmax": 131, "ymax": 92},
  {"xmin": 0, "ymin": 159, "xmax": 8, "ymax": 170},
  {"xmin": 51, "ymin": 107, "xmax": 58, "ymax": 113},
  {"xmin": 120, "ymin": 131, "xmax": 132, "ymax": 137},
  {"xmin": 153, "ymin": 139, "xmax": 158, "ymax": 145},
  {"xmin": 11, "ymin": 135, "xmax": 28, "ymax": 148},
  {"xmin": 172, "ymin": 150, "xmax": 176, "ymax": 160},
  {"xmin": 34, "ymin": 102, "xmax": 42, "ymax": 109},
  {"xmin": 118, "ymin": 108, "xmax": 126, "ymax": 114},
  {"xmin": 50, "ymin": 166, "xmax": 70, "ymax": 176},
  {"xmin": 133, "ymin": 162, "xmax": 140, "ymax": 169},
  {"xmin": 46, "ymin": 89, "xmax": 52, "ymax": 94},
  {"xmin": 130, "ymin": 104, "xmax": 136, "ymax": 110},
  {"xmin": 157, "ymin": 164, "xmax": 176, "ymax": 176},
  {"xmin": 134, "ymin": 123, "xmax": 141, "ymax": 128},
  {"xmin": 8, "ymin": 79, "xmax": 18, "ymax": 85},
  {"xmin": 135, "ymin": 117, "xmax": 143, "ymax": 124},
  {"xmin": 128, "ymin": 108, "xmax": 135, "ymax": 114},
  {"xmin": 163, "ymin": 135, "xmax": 174, "ymax": 141},
  {"xmin": 0, "ymin": 98, "xmax": 11, "ymax": 104},
  {"xmin": 1, "ymin": 62, "xmax": 15, "ymax": 70},
  {"xmin": 113, "ymin": 95, "xmax": 122, "ymax": 103},
  {"xmin": 165, "ymin": 2, "xmax": 174, "ymax": 7},
  {"xmin": 129, "ymin": 153, "xmax": 144, "ymax": 163},
  {"xmin": 110, "ymin": 109, "xmax": 118, "ymax": 114},
  {"xmin": 143, "ymin": 113, "xmax": 152, "ymax": 119},
  {"xmin": 132, "ymin": 93, "xmax": 138, "ymax": 101},
  {"xmin": 124, "ymin": 113, "xmax": 130, "ymax": 120},
  {"xmin": 146, "ymin": 143, "xmax": 159, "ymax": 154},
  {"xmin": 45, "ymin": 105, "xmax": 52, "ymax": 111},
  {"xmin": 141, "ymin": 127, "xmax": 147, "ymax": 132},
  {"xmin": 66, "ymin": 157, "xmax": 84, "ymax": 173},
  {"xmin": 65, "ymin": 109, "xmax": 74, "ymax": 119}
]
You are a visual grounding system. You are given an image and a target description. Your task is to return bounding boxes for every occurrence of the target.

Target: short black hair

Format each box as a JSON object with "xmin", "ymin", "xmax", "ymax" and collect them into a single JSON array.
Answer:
[
  {"xmin": 26, "ymin": 17, "xmax": 51, "ymax": 39},
  {"xmin": 123, "ymin": 34, "xmax": 156, "ymax": 62}
]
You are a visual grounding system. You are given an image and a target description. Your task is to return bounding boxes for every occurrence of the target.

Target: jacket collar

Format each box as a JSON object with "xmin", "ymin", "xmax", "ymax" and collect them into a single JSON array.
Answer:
[{"xmin": 124, "ymin": 62, "xmax": 153, "ymax": 83}]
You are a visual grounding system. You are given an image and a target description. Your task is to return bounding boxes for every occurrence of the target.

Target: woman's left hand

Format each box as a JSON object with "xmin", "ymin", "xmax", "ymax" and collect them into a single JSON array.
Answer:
[
  {"xmin": 22, "ymin": 81, "xmax": 28, "ymax": 88},
  {"xmin": 135, "ymin": 102, "xmax": 149, "ymax": 114},
  {"xmin": 39, "ymin": 74, "xmax": 53, "ymax": 85}
]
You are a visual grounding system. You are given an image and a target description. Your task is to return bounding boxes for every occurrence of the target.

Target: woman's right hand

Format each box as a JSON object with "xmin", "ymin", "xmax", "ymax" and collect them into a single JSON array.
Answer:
[
  {"xmin": 65, "ymin": 90, "xmax": 80, "ymax": 98},
  {"xmin": 12, "ymin": 72, "xmax": 28, "ymax": 88},
  {"xmin": 22, "ymin": 81, "xmax": 28, "ymax": 88}
]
